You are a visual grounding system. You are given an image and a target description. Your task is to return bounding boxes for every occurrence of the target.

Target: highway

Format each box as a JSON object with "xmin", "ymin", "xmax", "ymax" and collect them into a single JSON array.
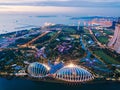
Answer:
[
  {"xmin": 20, "ymin": 31, "xmax": 50, "ymax": 47},
  {"xmin": 0, "ymin": 31, "xmax": 41, "ymax": 49},
  {"xmin": 35, "ymin": 30, "xmax": 61, "ymax": 46},
  {"xmin": 88, "ymin": 27, "xmax": 105, "ymax": 48}
]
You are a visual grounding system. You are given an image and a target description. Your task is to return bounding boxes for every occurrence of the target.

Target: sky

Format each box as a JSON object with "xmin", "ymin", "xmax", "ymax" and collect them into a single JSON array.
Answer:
[{"xmin": 0, "ymin": 0, "xmax": 120, "ymax": 16}]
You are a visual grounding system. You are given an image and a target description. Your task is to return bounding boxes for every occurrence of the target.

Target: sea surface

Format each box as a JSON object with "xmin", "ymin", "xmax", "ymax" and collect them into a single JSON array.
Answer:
[
  {"xmin": 0, "ymin": 13, "xmax": 81, "ymax": 34},
  {"xmin": 0, "ymin": 78, "xmax": 120, "ymax": 90}
]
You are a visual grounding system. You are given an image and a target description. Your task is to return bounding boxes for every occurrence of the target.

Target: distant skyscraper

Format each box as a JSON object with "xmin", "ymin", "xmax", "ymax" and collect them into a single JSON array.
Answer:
[
  {"xmin": 84, "ymin": 21, "xmax": 86, "ymax": 26},
  {"xmin": 108, "ymin": 22, "xmax": 120, "ymax": 53},
  {"xmin": 118, "ymin": 17, "xmax": 120, "ymax": 23},
  {"xmin": 77, "ymin": 21, "xmax": 80, "ymax": 30}
]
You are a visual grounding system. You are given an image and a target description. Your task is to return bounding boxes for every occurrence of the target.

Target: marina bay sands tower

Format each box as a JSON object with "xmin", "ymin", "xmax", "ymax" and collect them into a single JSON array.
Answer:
[{"xmin": 108, "ymin": 19, "xmax": 120, "ymax": 53}]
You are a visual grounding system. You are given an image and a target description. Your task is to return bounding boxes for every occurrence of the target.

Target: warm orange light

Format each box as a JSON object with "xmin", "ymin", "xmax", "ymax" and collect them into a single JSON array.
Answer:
[
  {"xmin": 67, "ymin": 63, "xmax": 75, "ymax": 68},
  {"xmin": 43, "ymin": 64, "xmax": 50, "ymax": 70}
]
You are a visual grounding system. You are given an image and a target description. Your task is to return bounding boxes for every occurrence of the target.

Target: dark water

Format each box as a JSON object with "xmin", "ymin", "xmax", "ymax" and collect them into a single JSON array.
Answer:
[{"xmin": 0, "ymin": 78, "xmax": 120, "ymax": 90}]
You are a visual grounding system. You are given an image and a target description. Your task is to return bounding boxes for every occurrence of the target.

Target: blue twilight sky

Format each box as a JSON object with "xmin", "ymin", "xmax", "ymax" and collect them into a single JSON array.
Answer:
[{"xmin": 0, "ymin": 0, "xmax": 120, "ymax": 16}]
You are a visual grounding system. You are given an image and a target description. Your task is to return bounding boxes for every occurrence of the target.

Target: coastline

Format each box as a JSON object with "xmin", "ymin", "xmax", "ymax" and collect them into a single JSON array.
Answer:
[
  {"xmin": 0, "ymin": 74, "xmax": 120, "ymax": 84},
  {"xmin": 0, "ymin": 76, "xmax": 120, "ymax": 90},
  {"xmin": 0, "ymin": 27, "xmax": 40, "ymax": 36}
]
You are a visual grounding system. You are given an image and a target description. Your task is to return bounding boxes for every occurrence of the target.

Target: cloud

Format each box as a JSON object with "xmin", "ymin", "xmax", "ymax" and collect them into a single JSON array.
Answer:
[
  {"xmin": 82, "ymin": 0, "xmax": 120, "ymax": 2},
  {"xmin": 0, "ymin": 0, "xmax": 120, "ymax": 3},
  {"xmin": 0, "ymin": 0, "xmax": 120, "ymax": 7},
  {"xmin": 0, "ymin": 0, "xmax": 69, "ymax": 3},
  {"xmin": 0, "ymin": 0, "xmax": 120, "ymax": 16}
]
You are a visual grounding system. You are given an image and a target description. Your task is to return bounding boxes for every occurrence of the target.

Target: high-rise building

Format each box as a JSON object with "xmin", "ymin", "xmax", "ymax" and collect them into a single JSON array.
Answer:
[
  {"xmin": 77, "ymin": 21, "xmax": 80, "ymax": 30},
  {"xmin": 108, "ymin": 22, "xmax": 120, "ymax": 53}
]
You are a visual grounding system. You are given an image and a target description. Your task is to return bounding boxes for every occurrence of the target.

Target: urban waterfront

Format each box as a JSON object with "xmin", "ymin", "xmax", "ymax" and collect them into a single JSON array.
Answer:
[
  {"xmin": 0, "ymin": 78, "xmax": 120, "ymax": 90},
  {"xmin": 1, "ymin": 0, "xmax": 120, "ymax": 90},
  {"xmin": 0, "ymin": 13, "xmax": 81, "ymax": 34},
  {"xmin": 1, "ymin": 19, "xmax": 120, "ymax": 89}
]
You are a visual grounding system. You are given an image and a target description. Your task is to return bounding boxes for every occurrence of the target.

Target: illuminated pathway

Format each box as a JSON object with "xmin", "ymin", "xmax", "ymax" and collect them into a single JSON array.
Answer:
[
  {"xmin": 20, "ymin": 31, "xmax": 50, "ymax": 47},
  {"xmin": 88, "ymin": 27, "xmax": 105, "ymax": 48},
  {"xmin": 36, "ymin": 30, "xmax": 61, "ymax": 46}
]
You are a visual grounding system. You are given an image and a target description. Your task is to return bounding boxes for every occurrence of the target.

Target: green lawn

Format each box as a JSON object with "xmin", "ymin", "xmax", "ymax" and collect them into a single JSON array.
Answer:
[
  {"xmin": 92, "ymin": 30, "xmax": 99, "ymax": 33},
  {"xmin": 84, "ymin": 29, "xmax": 90, "ymax": 34},
  {"xmin": 48, "ymin": 32, "xmax": 56, "ymax": 37},
  {"xmin": 63, "ymin": 28, "xmax": 76, "ymax": 33},
  {"xmin": 97, "ymin": 36, "xmax": 109, "ymax": 44},
  {"xmin": 93, "ymin": 50, "xmax": 120, "ymax": 64},
  {"xmin": 104, "ymin": 30, "xmax": 113, "ymax": 35}
]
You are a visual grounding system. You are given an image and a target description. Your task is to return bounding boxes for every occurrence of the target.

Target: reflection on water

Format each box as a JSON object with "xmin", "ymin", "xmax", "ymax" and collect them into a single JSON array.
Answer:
[{"xmin": 0, "ymin": 78, "xmax": 120, "ymax": 90}]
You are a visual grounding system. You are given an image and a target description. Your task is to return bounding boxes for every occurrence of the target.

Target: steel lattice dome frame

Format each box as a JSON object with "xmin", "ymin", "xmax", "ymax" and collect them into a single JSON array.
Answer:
[
  {"xmin": 27, "ymin": 62, "xmax": 49, "ymax": 78},
  {"xmin": 55, "ymin": 65, "xmax": 94, "ymax": 82}
]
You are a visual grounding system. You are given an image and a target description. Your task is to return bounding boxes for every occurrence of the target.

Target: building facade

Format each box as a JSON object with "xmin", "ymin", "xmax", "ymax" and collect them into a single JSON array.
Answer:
[{"xmin": 108, "ymin": 23, "xmax": 120, "ymax": 53}]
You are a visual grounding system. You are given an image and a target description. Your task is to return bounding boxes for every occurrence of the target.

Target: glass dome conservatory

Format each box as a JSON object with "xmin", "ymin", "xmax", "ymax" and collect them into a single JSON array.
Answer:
[
  {"xmin": 27, "ymin": 62, "xmax": 49, "ymax": 78},
  {"xmin": 55, "ymin": 64, "xmax": 94, "ymax": 82},
  {"xmin": 27, "ymin": 62, "xmax": 94, "ymax": 83}
]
